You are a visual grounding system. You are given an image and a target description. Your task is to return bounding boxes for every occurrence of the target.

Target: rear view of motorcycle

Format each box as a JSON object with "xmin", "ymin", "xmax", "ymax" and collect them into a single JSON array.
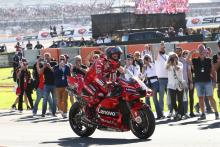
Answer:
[{"xmin": 67, "ymin": 69, "xmax": 155, "ymax": 139}]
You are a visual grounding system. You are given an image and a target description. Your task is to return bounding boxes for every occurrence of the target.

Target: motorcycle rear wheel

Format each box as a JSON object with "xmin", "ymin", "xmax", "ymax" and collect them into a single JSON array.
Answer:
[
  {"xmin": 69, "ymin": 102, "xmax": 96, "ymax": 137},
  {"xmin": 130, "ymin": 107, "xmax": 155, "ymax": 139}
]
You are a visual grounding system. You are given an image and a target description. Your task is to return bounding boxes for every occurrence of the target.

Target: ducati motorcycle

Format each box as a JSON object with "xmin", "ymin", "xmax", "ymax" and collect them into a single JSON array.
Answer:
[{"xmin": 67, "ymin": 69, "xmax": 155, "ymax": 139}]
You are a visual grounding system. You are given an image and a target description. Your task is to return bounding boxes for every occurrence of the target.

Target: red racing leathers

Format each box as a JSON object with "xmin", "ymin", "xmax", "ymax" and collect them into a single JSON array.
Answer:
[{"xmin": 84, "ymin": 55, "xmax": 120, "ymax": 98}]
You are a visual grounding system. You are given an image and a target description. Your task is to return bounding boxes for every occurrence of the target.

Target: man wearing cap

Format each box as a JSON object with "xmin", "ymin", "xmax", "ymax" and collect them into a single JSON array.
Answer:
[{"xmin": 188, "ymin": 44, "xmax": 219, "ymax": 120}]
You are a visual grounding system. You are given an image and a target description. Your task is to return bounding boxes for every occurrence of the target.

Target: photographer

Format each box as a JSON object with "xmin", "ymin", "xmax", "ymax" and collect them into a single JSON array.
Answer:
[
  {"xmin": 33, "ymin": 55, "xmax": 51, "ymax": 116},
  {"xmin": 142, "ymin": 54, "xmax": 164, "ymax": 119},
  {"xmin": 17, "ymin": 58, "xmax": 34, "ymax": 112},
  {"xmin": 38, "ymin": 53, "xmax": 57, "ymax": 117},
  {"xmin": 166, "ymin": 52, "xmax": 184, "ymax": 121},
  {"xmin": 72, "ymin": 55, "xmax": 88, "ymax": 76}
]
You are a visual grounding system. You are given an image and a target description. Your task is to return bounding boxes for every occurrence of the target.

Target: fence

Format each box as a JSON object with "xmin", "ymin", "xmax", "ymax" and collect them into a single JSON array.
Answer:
[{"xmin": 0, "ymin": 41, "xmax": 219, "ymax": 68}]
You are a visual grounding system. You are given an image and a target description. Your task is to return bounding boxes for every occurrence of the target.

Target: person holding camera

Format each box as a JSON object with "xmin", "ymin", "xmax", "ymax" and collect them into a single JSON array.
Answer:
[
  {"xmin": 38, "ymin": 53, "xmax": 57, "ymax": 117},
  {"xmin": 166, "ymin": 52, "xmax": 184, "ymax": 121},
  {"xmin": 53, "ymin": 55, "xmax": 71, "ymax": 118},
  {"xmin": 17, "ymin": 58, "xmax": 34, "ymax": 112},
  {"xmin": 188, "ymin": 45, "xmax": 219, "ymax": 120},
  {"xmin": 33, "ymin": 55, "xmax": 52, "ymax": 116},
  {"xmin": 142, "ymin": 54, "xmax": 164, "ymax": 119}
]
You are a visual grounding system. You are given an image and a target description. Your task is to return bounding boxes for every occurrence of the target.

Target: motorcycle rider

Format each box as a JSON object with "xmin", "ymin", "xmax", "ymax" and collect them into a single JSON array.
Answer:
[
  {"xmin": 84, "ymin": 46, "xmax": 124, "ymax": 97},
  {"xmin": 82, "ymin": 46, "xmax": 124, "ymax": 119}
]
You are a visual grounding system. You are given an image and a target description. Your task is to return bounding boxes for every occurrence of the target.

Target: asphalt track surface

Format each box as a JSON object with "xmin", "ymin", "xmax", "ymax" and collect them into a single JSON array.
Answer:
[{"xmin": 0, "ymin": 110, "xmax": 220, "ymax": 147}]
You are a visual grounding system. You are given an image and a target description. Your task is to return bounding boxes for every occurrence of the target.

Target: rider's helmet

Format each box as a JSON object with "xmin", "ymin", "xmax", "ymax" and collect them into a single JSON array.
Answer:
[{"xmin": 106, "ymin": 46, "xmax": 123, "ymax": 62}]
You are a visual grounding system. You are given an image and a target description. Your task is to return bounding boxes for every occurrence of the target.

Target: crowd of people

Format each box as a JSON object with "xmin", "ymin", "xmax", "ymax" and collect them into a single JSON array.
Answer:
[
  {"xmin": 0, "ymin": 3, "xmax": 112, "ymax": 21},
  {"xmin": 135, "ymin": 0, "xmax": 188, "ymax": 14},
  {"xmin": 123, "ymin": 41, "xmax": 220, "ymax": 121},
  {"xmin": 12, "ymin": 51, "xmax": 83, "ymax": 118},
  {"xmin": 10, "ymin": 40, "xmax": 220, "ymax": 121},
  {"xmin": 14, "ymin": 41, "xmax": 44, "ymax": 52}
]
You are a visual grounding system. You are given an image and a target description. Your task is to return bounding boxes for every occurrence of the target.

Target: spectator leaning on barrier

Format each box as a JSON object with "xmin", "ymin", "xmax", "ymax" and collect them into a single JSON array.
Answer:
[
  {"xmin": 79, "ymin": 37, "xmax": 86, "ymax": 47},
  {"xmin": 38, "ymin": 53, "xmax": 57, "ymax": 117},
  {"xmin": 155, "ymin": 41, "xmax": 172, "ymax": 118},
  {"xmin": 54, "ymin": 55, "xmax": 71, "ymax": 118},
  {"xmin": 177, "ymin": 28, "xmax": 184, "ymax": 36},
  {"xmin": 66, "ymin": 38, "xmax": 73, "ymax": 47},
  {"xmin": 26, "ymin": 40, "xmax": 33, "ymax": 50},
  {"xmin": 96, "ymin": 37, "xmax": 103, "ymax": 45},
  {"xmin": 212, "ymin": 41, "xmax": 220, "ymax": 104},
  {"xmin": 34, "ymin": 41, "xmax": 44, "ymax": 50},
  {"xmin": 142, "ymin": 54, "xmax": 164, "ymax": 119},
  {"xmin": 17, "ymin": 58, "xmax": 34, "ymax": 112},
  {"xmin": 168, "ymin": 27, "xmax": 176, "ymax": 38},
  {"xmin": 166, "ymin": 52, "xmax": 184, "ymax": 121},
  {"xmin": 188, "ymin": 45, "xmax": 219, "ymax": 120},
  {"xmin": 15, "ymin": 42, "xmax": 22, "ymax": 52},
  {"xmin": 104, "ymin": 34, "xmax": 111, "ymax": 44},
  {"xmin": 59, "ymin": 39, "xmax": 67, "ymax": 47},
  {"xmin": 50, "ymin": 41, "xmax": 58, "ymax": 48},
  {"xmin": 0, "ymin": 44, "xmax": 7, "ymax": 52}
]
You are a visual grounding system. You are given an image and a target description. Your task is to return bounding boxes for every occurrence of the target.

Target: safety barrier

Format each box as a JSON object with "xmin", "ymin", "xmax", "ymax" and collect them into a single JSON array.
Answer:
[
  {"xmin": 206, "ymin": 41, "xmax": 219, "ymax": 55},
  {"xmin": 60, "ymin": 47, "xmax": 80, "ymax": 63},
  {"xmin": 1, "ymin": 41, "xmax": 219, "ymax": 68},
  {"xmin": 40, "ymin": 48, "xmax": 61, "ymax": 61},
  {"xmin": 23, "ymin": 49, "xmax": 40, "ymax": 66},
  {"xmin": 80, "ymin": 47, "xmax": 104, "ymax": 66}
]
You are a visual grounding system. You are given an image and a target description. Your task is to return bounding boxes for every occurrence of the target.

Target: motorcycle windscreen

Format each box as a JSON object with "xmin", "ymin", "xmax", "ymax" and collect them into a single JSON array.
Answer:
[{"xmin": 124, "ymin": 69, "xmax": 150, "ymax": 91}]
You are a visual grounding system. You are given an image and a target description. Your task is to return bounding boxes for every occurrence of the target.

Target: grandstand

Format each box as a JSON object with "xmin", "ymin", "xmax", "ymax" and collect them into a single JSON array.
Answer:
[
  {"xmin": 187, "ymin": 2, "xmax": 220, "ymax": 17},
  {"xmin": 0, "ymin": 0, "xmax": 220, "ymax": 36}
]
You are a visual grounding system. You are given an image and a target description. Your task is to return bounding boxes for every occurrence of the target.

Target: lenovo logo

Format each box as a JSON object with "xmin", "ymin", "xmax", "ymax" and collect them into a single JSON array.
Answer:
[{"xmin": 98, "ymin": 109, "xmax": 117, "ymax": 117}]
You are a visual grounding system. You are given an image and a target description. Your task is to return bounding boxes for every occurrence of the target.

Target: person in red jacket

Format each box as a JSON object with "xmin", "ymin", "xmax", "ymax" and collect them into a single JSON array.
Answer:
[
  {"xmin": 82, "ymin": 46, "xmax": 124, "ymax": 119},
  {"xmin": 84, "ymin": 46, "xmax": 124, "ymax": 97}
]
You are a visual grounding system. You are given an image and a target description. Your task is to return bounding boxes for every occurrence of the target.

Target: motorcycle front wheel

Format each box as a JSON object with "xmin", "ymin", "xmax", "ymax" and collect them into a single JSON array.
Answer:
[
  {"xmin": 130, "ymin": 107, "xmax": 155, "ymax": 139},
  {"xmin": 69, "ymin": 102, "xmax": 96, "ymax": 137}
]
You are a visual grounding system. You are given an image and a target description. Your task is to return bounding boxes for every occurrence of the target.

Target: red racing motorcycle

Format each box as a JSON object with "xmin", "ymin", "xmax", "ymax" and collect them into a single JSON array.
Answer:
[{"xmin": 67, "ymin": 69, "xmax": 155, "ymax": 139}]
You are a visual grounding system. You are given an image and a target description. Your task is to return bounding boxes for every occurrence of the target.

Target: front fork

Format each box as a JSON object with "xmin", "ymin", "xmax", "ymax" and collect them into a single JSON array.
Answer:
[{"xmin": 126, "ymin": 100, "xmax": 150, "ymax": 124}]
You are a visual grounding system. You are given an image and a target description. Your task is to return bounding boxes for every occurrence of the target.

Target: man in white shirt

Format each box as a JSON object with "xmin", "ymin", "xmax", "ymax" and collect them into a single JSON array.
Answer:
[
  {"xmin": 104, "ymin": 35, "xmax": 111, "ymax": 44},
  {"xmin": 96, "ymin": 37, "xmax": 104, "ymax": 45},
  {"xmin": 155, "ymin": 41, "xmax": 172, "ymax": 117},
  {"xmin": 124, "ymin": 54, "xmax": 141, "ymax": 81}
]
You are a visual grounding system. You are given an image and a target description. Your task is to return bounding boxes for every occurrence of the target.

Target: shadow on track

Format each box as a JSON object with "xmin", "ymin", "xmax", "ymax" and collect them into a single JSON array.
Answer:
[{"xmin": 41, "ymin": 137, "xmax": 150, "ymax": 147}]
